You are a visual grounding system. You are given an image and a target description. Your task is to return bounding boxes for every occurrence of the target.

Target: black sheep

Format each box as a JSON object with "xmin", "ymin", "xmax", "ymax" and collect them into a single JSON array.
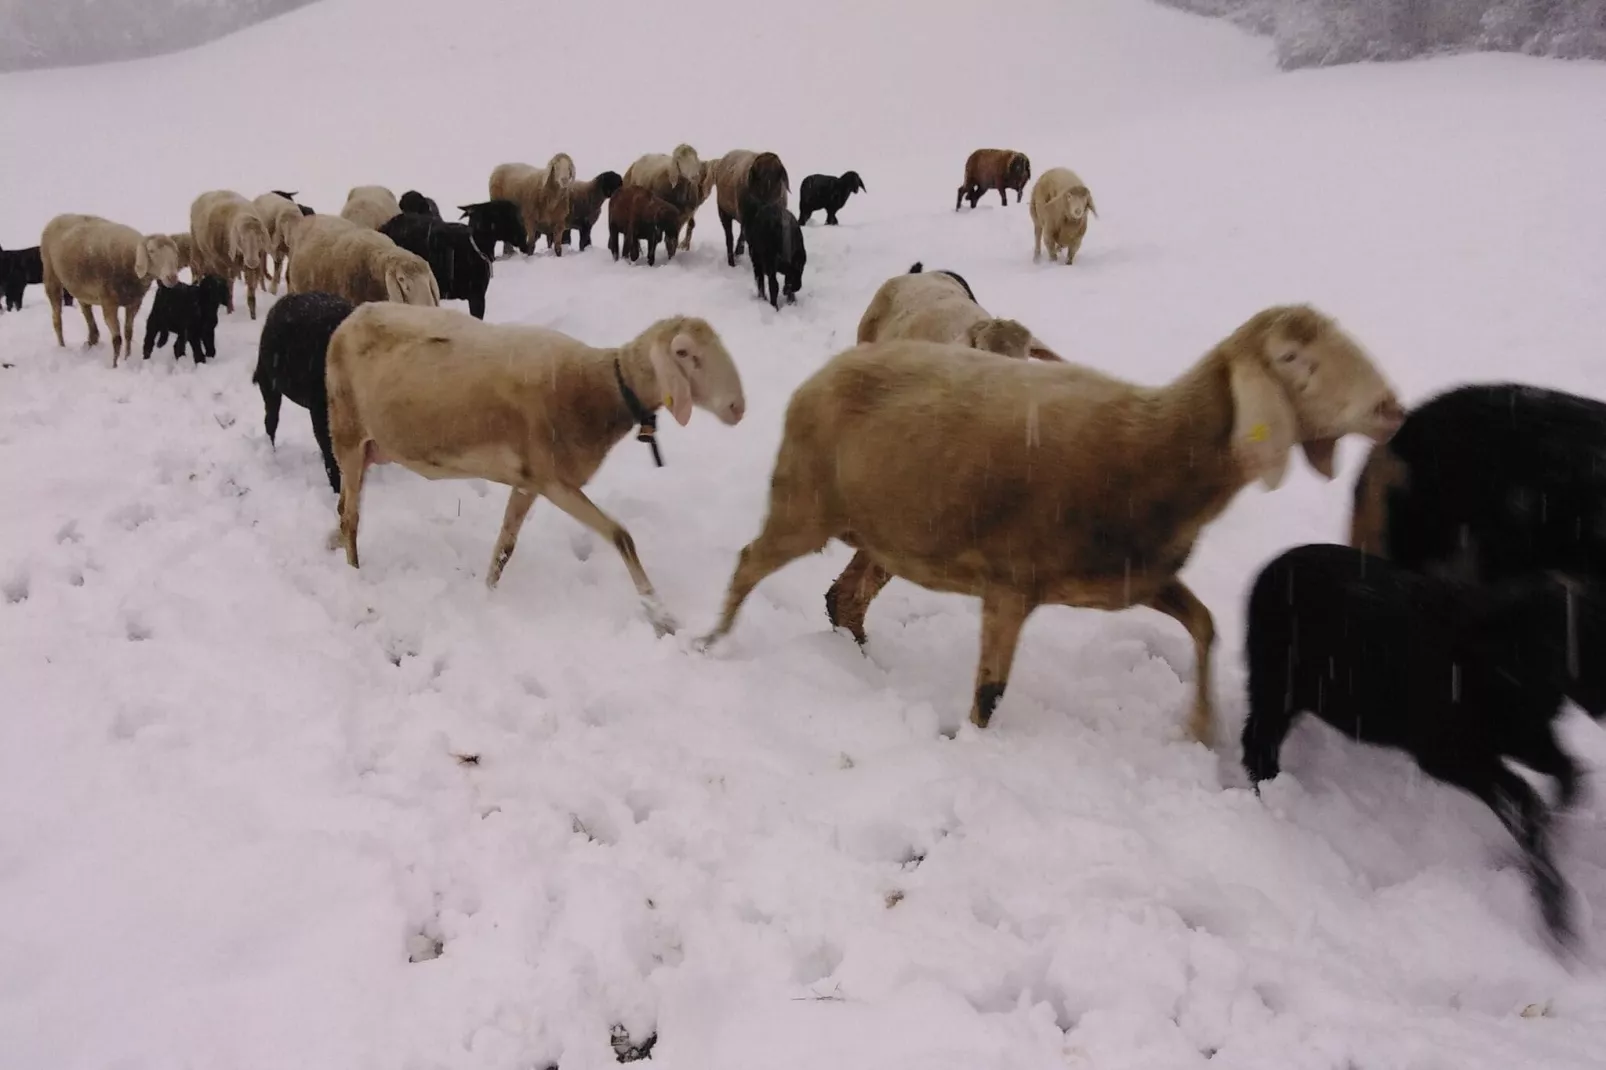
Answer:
[
  {"xmin": 457, "ymin": 199, "xmax": 528, "ymax": 261},
  {"xmin": 253, "ymin": 292, "xmax": 356, "ymax": 493},
  {"xmin": 142, "ymin": 274, "xmax": 230, "ymax": 363},
  {"xmin": 1242, "ymin": 542, "xmax": 1606, "ymax": 948},
  {"xmin": 400, "ymin": 190, "xmax": 443, "ymax": 219},
  {"xmin": 740, "ymin": 201, "xmax": 805, "ymax": 310},
  {"xmin": 1, "ymin": 245, "xmax": 72, "ymax": 310},
  {"xmin": 1351, "ymin": 382, "xmax": 1606, "ymax": 586},
  {"xmin": 798, "ymin": 171, "xmax": 865, "ymax": 226},
  {"xmin": 379, "ymin": 213, "xmax": 492, "ymax": 319}
]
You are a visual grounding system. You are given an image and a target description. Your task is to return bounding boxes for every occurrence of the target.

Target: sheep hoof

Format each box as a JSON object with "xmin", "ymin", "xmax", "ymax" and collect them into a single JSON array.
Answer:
[{"xmin": 645, "ymin": 601, "xmax": 678, "ymax": 638}]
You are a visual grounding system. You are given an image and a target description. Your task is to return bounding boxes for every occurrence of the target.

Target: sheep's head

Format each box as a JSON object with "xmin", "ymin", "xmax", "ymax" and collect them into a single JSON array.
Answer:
[
  {"xmin": 595, "ymin": 171, "xmax": 624, "ymax": 199},
  {"xmin": 749, "ymin": 153, "xmax": 789, "ymax": 202},
  {"xmin": 137, "ymin": 234, "xmax": 183, "ymax": 287},
  {"xmin": 1060, "ymin": 185, "xmax": 1094, "ymax": 221},
  {"xmin": 842, "ymin": 171, "xmax": 866, "ymax": 195},
  {"xmin": 1007, "ymin": 153, "xmax": 1031, "ymax": 187},
  {"xmin": 384, "ymin": 258, "xmax": 441, "ymax": 306},
  {"xmin": 647, "ymin": 316, "xmax": 745, "ymax": 427},
  {"xmin": 231, "ymin": 215, "xmax": 269, "ymax": 268},
  {"xmin": 1228, "ymin": 305, "xmax": 1405, "ymax": 491},
  {"xmin": 547, "ymin": 153, "xmax": 576, "ymax": 186},
  {"xmin": 967, "ymin": 319, "xmax": 1062, "ymax": 362}
]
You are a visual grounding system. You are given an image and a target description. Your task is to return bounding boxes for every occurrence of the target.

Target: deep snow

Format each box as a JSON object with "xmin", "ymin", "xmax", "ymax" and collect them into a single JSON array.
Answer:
[{"xmin": 3, "ymin": 1, "xmax": 1606, "ymax": 1067}]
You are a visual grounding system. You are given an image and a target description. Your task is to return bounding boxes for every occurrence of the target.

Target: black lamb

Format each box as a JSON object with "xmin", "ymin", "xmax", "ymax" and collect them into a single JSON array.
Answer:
[
  {"xmin": 1351, "ymin": 382, "xmax": 1606, "ymax": 589},
  {"xmin": 1242, "ymin": 542, "xmax": 1606, "ymax": 949},
  {"xmin": 741, "ymin": 201, "xmax": 806, "ymax": 310},
  {"xmin": 253, "ymin": 291, "xmax": 356, "ymax": 493},
  {"xmin": 142, "ymin": 274, "xmax": 230, "ymax": 363},
  {"xmin": 457, "ymin": 199, "xmax": 528, "ymax": 261},
  {"xmin": 2, "ymin": 245, "xmax": 72, "ymax": 310},
  {"xmin": 400, "ymin": 190, "xmax": 442, "ymax": 219},
  {"xmin": 379, "ymin": 213, "xmax": 492, "ymax": 319},
  {"xmin": 798, "ymin": 171, "xmax": 865, "ymax": 226}
]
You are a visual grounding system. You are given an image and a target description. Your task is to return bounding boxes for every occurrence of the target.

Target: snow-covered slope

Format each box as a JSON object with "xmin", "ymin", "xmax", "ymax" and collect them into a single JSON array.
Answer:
[{"xmin": 3, "ymin": 2, "xmax": 1606, "ymax": 1068}]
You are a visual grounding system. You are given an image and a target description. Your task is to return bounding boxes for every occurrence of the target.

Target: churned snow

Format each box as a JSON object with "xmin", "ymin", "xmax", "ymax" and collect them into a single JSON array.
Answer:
[{"xmin": 2, "ymin": 1, "xmax": 1606, "ymax": 1067}]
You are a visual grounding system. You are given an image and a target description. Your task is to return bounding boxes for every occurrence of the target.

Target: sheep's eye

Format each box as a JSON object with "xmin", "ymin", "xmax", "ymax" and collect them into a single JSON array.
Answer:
[
  {"xmin": 1278, "ymin": 351, "xmax": 1299, "ymax": 363},
  {"xmin": 673, "ymin": 346, "xmax": 689, "ymax": 359}
]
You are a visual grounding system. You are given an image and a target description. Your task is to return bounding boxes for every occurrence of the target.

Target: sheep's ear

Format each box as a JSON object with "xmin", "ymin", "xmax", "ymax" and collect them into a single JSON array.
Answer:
[
  {"xmin": 384, "ymin": 265, "xmax": 406, "ymax": 303},
  {"xmin": 647, "ymin": 337, "xmax": 694, "ymax": 427},
  {"xmin": 1228, "ymin": 357, "xmax": 1297, "ymax": 490},
  {"xmin": 1027, "ymin": 336, "xmax": 1064, "ymax": 362},
  {"xmin": 134, "ymin": 241, "xmax": 150, "ymax": 279}
]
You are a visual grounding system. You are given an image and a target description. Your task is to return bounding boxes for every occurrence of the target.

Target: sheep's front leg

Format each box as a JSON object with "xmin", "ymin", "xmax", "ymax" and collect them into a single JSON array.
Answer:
[
  {"xmin": 78, "ymin": 300, "xmax": 100, "ymax": 348},
  {"xmin": 719, "ymin": 210, "xmax": 737, "ymax": 267},
  {"xmin": 970, "ymin": 592, "xmax": 1031, "ymax": 730},
  {"xmin": 104, "ymin": 303, "xmax": 126, "ymax": 365},
  {"xmin": 486, "ymin": 487, "xmax": 539, "ymax": 588},
  {"xmin": 540, "ymin": 482, "xmax": 675, "ymax": 636},
  {"xmin": 823, "ymin": 550, "xmax": 892, "ymax": 646},
  {"xmin": 1032, "ymin": 219, "xmax": 1043, "ymax": 262},
  {"xmin": 1145, "ymin": 579, "xmax": 1217, "ymax": 745},
  {"xmin": 245, "ymin": 270, "xmax": 259, "ymax": 319}
]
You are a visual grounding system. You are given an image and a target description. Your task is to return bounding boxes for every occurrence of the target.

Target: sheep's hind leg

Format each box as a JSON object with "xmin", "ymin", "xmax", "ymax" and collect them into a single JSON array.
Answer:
[
  {"xmin": 824, "ymin": 550, "xmax": 892, "ymax": 646},
  {"xmin": 78, "ymin": 300, "xmax": 100, "ymax": 349},
  {"xmin": 47, "ymin": 283, "xmax": 66, "ymax": 347},
  {"xmin": 696, "ymin": 523, "xmax": 830, "ymax": 652},
  {"xmin": 332, "ymin": 441, "xmax": 372, "ymax": 568},
  {"xmin": 540, "ymin": 481, "xmax": 676, "ymax": 636},
  {"xmin": 1144, "ymin": 579, "xmax": 1217, "ymax": 746},
  {"xmin": 486, "ymin": 487, "xmax": 539, "ymax": 589},
  {"xmin": 969, "ymin": 592, "xmax": 1031, "ymax": 731}
]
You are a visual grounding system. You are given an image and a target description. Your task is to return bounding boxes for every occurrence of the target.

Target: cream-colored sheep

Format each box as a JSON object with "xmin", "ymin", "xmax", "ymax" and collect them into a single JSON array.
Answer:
[
  {"xmin": 39, "ymin": 213, "xmax": 183, "ymax": 366},
  {"xmin": 323, "ymin": 304, "xmax": 747, "ymax": 634},
  {"xmin": 339, "ymin": 185, "xmax": 403, "ymax": 231},
  {"xmin": 489, "ymin": 153, "xmax": 576, "ymax": 256},
  {"xmin": 168, "ymin": 231, "xmax": 196, "ymax": 276},
  {"xmin": 190, "ymin": 189, "xmax": 272, "ymax": 319},
  {"xmin": 254, "ymin": 191, "xmax": 307, "ymax": 294},
  {"xmin": 1029, "ymin": 167, "xmax": 1098, "ymax": 265},
  {"xmin": 696, "ymin": 305, "xmax": 1406, "ymax": 744},
  {"xmin": 286, "ymin": 214, "xmax": 440, "ymax": 307},
  {"xmin": 622, "ymin": 144, "xmax": 707, "ymax": 250},
  {"xmin": 857, "ymin": 263, "xmax": 1064, "ymax": 361}
]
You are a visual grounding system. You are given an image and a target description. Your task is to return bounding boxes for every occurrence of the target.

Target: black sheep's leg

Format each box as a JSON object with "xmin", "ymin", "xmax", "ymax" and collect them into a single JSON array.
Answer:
[
  {"xmin": 720, "ymin": 210, "xmax": 737, "ymax": 267},
  {"xmin": 997, "ymin": 185, "xmax": 1008, "ymax": 207},
  {"xmin": 1240, "ymin": 665, "xmax": 1299, "ymax": 790},
  {"xmin": 175, "ymin": 325, "xmax": 189, "ymax": 362},
  {"xmin": 309, "ymin": 402, "xmax": 341, "ymax": 495},
  {"xmin": 735, "ymin": 222, "xmax": 747, "ymax": 256},
  {"xmin": 827, "ymin": 210, "xmax": 839, "ymax": 225},
  {"xmin": 750, "ymin": 257, "xmax": 765, "ymax": 301},
  {"xmin": 259, "ymin": 381, "xmax": 282, "ymax": 445},
  {"xmin": 142, "ymin": 317, "xmax": 158, "ymax": 360}
]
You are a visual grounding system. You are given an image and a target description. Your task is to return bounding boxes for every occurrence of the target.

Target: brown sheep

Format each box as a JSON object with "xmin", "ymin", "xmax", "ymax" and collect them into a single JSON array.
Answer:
[
  {"xmin": 607, "ymin": 186, "xmax": 682, "ymax": 267},
  {"xmin": 254, "ymin": 191, "xmax": 308, "ymax": 293},
  {"xmin": 695, "ymin": 305, "xmax": 1406, "ymax": 744},
  {"xmin": 339, "ymin": 185, "xmax": 403, "ymax": 231},
  {"xmin": 286, "ymin": 214, "xmax": 440, "ymax": 307},
  {"xmin": 39, "ymin": 213, "xmax": 183, "ymax": 366},
  {"xmin": 1029, "ymin": 167, "xmax": 1098, "ymax": 265},
  {"xmin": 856, "ymin": 262, "xmax": 1064, "ymax": 361},
  {"xmin": 323, "ymin": 304, "xmax": 747, "ymax": 635},
  {"xmin": 956, "ymin": 149, "xmax": 1031, "ymax": 210},
  {"xmin": 190, "ymin": 190, "xmax": 272, "ymax": 319},
  {"xmin": 489, "ymin": 154, "xmax": 575, "ymax": 256},
  {"xmin": 563, "ymin": 170, "xmax": 624, "ymax": 252},
  {"xmin": 712, "ymin": 150, "xmax": 790, "ymax": 267},
  {"xmin": 621, "ymin": 144, "xmax": 708, "ymax": 252}
]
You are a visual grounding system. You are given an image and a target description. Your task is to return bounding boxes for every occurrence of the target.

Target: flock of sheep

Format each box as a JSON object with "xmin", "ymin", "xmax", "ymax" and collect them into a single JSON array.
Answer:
[{"xmin": 5, "ymin": 141, "xmax": 1605, "ymax": 956}]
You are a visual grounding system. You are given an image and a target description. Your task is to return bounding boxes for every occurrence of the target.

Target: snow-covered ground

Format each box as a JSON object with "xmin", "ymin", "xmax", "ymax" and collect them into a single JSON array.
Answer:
[{"xmin": 4, "ymin": 1, "xmax": 1606, "ymax": 1067}]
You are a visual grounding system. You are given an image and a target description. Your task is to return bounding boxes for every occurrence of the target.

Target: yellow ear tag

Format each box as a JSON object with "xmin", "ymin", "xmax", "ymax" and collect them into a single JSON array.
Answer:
[
  {"xmin": 1247, "ymin": 422, "xmax": 1270, "ymax": 443},
  {"xmin": 664, "ymin": 395, "xmax": 674, "ymax": 409}
]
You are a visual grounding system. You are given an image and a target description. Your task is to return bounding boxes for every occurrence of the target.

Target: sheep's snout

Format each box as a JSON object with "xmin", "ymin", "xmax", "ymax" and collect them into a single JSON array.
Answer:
[{"xmin": 719, "ymin": 397, "xmax": 746, "ymax": 425}]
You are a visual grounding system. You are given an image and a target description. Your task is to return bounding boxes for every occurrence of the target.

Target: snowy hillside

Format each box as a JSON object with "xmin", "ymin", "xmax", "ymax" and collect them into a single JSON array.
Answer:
[{"xmin": 3, "ymin": 1, "xmax": 1606, "ymax": 1067}]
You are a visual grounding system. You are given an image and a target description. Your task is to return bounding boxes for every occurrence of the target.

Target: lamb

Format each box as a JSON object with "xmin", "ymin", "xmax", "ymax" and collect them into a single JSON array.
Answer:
[
  {"xmin": 1241, "ymin": 542, "xmax": 1606, "ymax": 949},
  {"xmin": 1030, "ymin": 167, "xmax": 1098, "ymax": 265},
  {"xmin": 621, "ymin": 145, "xmax": 706, "ymax": 251},
  {"xmin": 253, "ymin": 291, "xmax": 357, "ymax": 493},
  {"xmin": 741, "ymin": 202, "xmax": 805, "ymax": 309},
  {"xmin": 956, "ymin": 149, "xmax": 1031, "ymax": 210},
  {"xmin": 694, "ymin": 305, "xmax": 1405, "ymax": 743},
  {"xmin": 286, "ymin": 214, "xmax": 440, "ymax": 308},
  {"xmin": 399, "ymin": 190, "xmax": 442, "ymax": 219},
  {"xmin": 254, "ymin": 191, "xmax": 309, "ymax": 294},
  {"xmin": 379, "ymin": 212, "xmax": 492, "ymax": 318},
  {"xmin": 712, "ymin": 150, "xmax": 790, "ymax": 267},
  {"xmin": 0, "ymin": 245, "xmax": 72, "ymax": 310},
  {"xmin": 190, "ymin": 189, "xmax": 272, "ymax": 319},
  {"xmin": 141, "ymin": 274, "xmax": 230, "ymax": 363},
  {"xmin": 606, "ymin": 186, "xmax": 682, "ymax": 267},
  {"xmin": 562, "ymin": 170, "xmax": 623, "ymax": 252},
  {"xmin": 857, "ymin": 262, "xmax": 1064, "ymax": 361},
  {"xmin": 489, "ymin": 153, "xmax": 576, "ymax": 256},
  {"xmin": 798, "ymin": 171, "xmax": 865, "ymax": 226},
  {"xmin": 39, "ymin": 214, "xmax": 183, "ymax": 366},
  {"xmin": 456, "ymin": 199, "xmax": 528, "ymax": 261},
  {"xmin": 323, "ymin": 304, "xmax": 747, "ymax": 634},
  {"xmin": 340, "ymin": 185, "xmax": 403, "ymax": 230},
  {"xmin": 1350, "ymin": 382, "xmax": 1606, "ymax": 588}
]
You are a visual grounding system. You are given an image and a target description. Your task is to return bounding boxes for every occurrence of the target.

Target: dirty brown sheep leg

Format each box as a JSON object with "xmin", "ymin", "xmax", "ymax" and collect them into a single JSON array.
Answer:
[
  {"xmin": 823, "ymin": 550, "xmax": 892, "ymax": 646},
  {"xmin": 1145, "ymin": 579, "xmax": 1217, "ymax": 744},
  {"xmin": 79, "ymin": 300, "xmax": 100, "ymax": 348},
  {"xmin": 970, "ymin": 591, "xmax": 1031, "ymax": 729},
  {"xmin": 486, "ymin": 487, "xmax": 539, "ymax": 589}
]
